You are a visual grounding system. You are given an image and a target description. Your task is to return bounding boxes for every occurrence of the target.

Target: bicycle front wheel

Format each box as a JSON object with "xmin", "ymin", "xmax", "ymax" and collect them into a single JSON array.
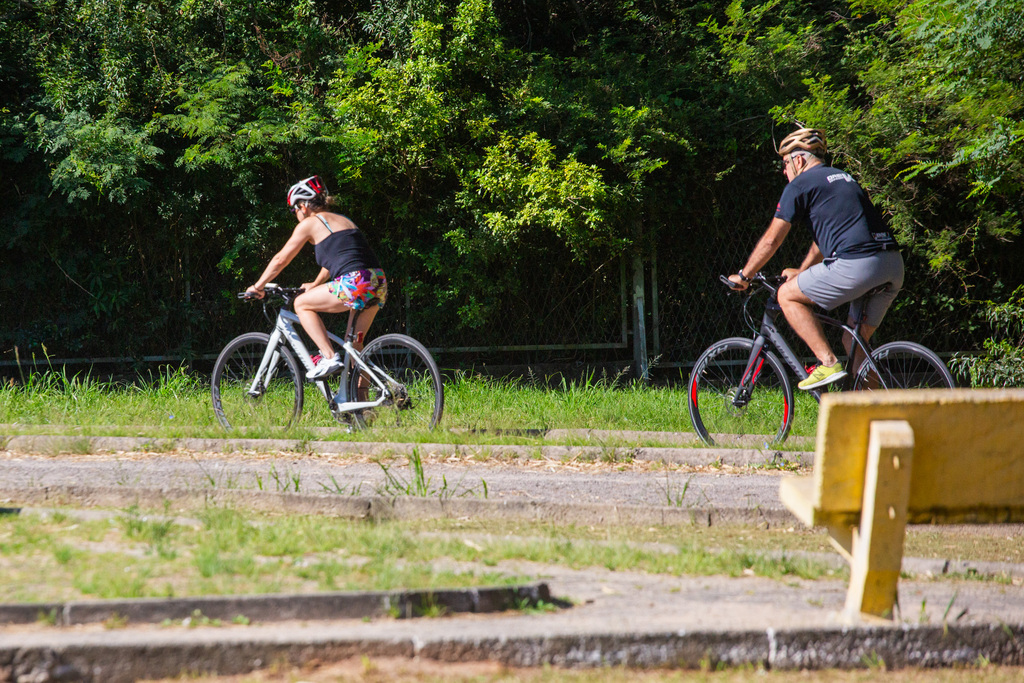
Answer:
[
  {"xmin": 348, "ymin": 333, "xmax": 444, "ymax": 431},
  {"xmin": 688, "ymin": 337, "xmax": 795, "ymax": 447},
  {"xmin": 852, "ymin": 341, "xmax": 955, "ymax": 391},
  {"xmin": 211, "ymin": 332, "xmax": 304, "ymax": 430}
]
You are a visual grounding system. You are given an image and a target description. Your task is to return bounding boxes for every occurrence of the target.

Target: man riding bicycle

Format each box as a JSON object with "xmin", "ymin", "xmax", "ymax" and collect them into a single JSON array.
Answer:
[{"xmin": 727, "ymin": 128, "xmax": 904, "ymax": 390}]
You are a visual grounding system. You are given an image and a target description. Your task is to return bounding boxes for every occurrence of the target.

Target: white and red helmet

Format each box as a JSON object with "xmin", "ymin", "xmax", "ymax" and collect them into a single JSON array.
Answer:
[{"xmin": 286, "ymin": 175, "xmax": 327, "ymax": 208}]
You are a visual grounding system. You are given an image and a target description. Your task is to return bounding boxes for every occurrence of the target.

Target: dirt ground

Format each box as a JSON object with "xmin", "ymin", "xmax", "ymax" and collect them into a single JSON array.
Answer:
[{"xmin": 141, "ymin": 657, "xmax": 1024, "ymax": 683}]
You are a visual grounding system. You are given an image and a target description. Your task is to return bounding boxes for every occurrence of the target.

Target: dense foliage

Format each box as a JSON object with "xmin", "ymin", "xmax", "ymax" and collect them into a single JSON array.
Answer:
[{"xmin": 2, "ymin": 1, "xmax": 1022, "ymax": 381}]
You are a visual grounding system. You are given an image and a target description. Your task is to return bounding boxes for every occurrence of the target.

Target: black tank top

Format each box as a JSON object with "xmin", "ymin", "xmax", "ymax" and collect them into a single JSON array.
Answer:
[{"xmin": 312, "ymin": 215, "xmax": 382, "ymax": 279}]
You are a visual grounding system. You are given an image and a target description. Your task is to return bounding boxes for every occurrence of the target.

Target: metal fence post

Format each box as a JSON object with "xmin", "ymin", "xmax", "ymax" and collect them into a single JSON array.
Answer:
[
  {"xmin": 405, "ymin": 288, "xmax": 411, "ymax": 335},
  {"xmin": 650, "ymin": 239, "xmax": 660, "ymax": 358},
  {"xmin": 632, "ymin": 248, "xmax": 649, "ymax": 381},
  {"xmin": 620, "ymin": 256, "xmax": 629, "ymax": 345}
]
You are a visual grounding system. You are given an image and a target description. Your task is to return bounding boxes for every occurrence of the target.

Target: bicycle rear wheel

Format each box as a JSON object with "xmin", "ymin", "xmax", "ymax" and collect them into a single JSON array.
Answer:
[
  {"xmin": 688, "ymin": 337, "xmax": 795, "ymax": 447},
  {"xmin": 852, "ymin": 341, "xmax": 955, "ymax": 391},
  {"xmin": 347, "ymin": 333, "xmax": 444, "ymax": 431},
  {"xmin": 211, "ymin": 332, "xmax": 304, "ymax": 429}
]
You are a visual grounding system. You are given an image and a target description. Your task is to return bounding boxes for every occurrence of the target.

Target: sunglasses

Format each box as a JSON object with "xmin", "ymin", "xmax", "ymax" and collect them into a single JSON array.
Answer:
[{"xmin": 781, "ymin": 153, "xmax": 809, "ymax": 172}]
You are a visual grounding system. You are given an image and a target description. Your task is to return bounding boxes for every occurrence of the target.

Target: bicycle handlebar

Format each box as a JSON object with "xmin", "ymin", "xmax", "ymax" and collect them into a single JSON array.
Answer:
[
  {"xmin": 719, "ymin": 272, "xmax": 787, "ymax": 295},
  {"xmin": 719, "ymin": 274, "xmax": 744, "ymax": 291},
  {"xmin": 236, "ymin": 283, "xmax": 306, "ymax": 302}
]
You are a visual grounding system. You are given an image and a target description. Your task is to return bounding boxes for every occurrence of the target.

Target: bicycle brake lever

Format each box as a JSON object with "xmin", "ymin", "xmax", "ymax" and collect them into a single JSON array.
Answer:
[{"xmin": 719, "ymin": 274, "xmax": 745, "ymax": 291}]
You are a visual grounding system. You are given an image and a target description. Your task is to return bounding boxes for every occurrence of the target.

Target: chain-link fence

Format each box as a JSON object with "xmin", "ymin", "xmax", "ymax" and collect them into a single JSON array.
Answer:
[
  {"xmin": 3, "ymin": 184, "xmax": 1006, "ymax": 378},
  {"xmin": 391, "ymin": 170, "xmax": 999, "ymax": 377},
  {"xmin": 651, "ymin": 209, "xmax": 995, "ymax": 378}
]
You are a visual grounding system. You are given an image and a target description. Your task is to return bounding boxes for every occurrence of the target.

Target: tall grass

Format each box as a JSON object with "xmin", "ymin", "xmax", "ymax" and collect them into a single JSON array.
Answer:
[
  {"xmin": 445, "ymin": 369, "xmax": 694, "ymax": 431},
  {"xmin": 0, "ymin": 365, "xmax": 820, "ymax": 441},
  {"xmin": 0, "ymin": 365, "xmax": 218, "ymax": 431},
  {"xmin": 442, "ymin": 369, "xmax": 819, "ymax": 436}
]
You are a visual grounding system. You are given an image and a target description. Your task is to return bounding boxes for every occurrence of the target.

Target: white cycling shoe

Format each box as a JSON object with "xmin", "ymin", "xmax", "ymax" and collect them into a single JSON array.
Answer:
[{"xmin": 307, "ymin": 353, "xmax": 343, "ymax": 380}]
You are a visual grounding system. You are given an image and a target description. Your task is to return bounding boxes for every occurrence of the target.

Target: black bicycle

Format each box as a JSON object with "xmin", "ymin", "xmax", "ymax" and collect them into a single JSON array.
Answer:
[{"xmin": 687, "ymin": 273, "xmax": 955, "ymax": 446}]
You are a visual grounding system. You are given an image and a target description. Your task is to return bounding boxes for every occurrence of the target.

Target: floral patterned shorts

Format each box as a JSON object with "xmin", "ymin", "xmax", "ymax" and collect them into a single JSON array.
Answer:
[{"xmin": 326, "ymin": 268, "xmax": 388, "ymax": 310}]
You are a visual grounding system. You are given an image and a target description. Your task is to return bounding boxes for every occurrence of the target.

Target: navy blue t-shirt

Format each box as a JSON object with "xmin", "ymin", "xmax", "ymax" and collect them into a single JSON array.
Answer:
[{"xmin": 774, "ymin": 165, "xmax": 896, "ymax": 260}]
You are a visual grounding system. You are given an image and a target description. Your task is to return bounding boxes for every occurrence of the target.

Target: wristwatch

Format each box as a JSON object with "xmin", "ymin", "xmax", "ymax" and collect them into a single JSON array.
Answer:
[{"xmin": 738, "ymin": 270, "xmax": 752, "ymax": 283}]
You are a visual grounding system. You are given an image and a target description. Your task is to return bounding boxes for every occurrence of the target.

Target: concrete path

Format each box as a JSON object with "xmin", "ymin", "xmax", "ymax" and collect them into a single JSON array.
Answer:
[
  {"xmin": 4, "ymin": 565, "xmax": 1024, "ymax": 681},
  {"xmin": 0, "ymin": 449, "xmax": 789, "ymax": 514}
]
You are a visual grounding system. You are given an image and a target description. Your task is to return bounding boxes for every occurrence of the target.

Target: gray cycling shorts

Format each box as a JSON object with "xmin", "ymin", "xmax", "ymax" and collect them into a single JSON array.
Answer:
[{"xmin": 796, "ymin": 250, "xmax": 905, "ymax": 327}]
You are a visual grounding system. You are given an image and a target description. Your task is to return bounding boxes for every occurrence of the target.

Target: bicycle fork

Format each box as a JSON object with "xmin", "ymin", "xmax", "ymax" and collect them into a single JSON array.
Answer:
[
  {"xmin": 735, "ymin": 304, "xmax": 803, "ymax": 405},
  {"xmin": 733, "ymin": 336, "xmax": 770, "ymax": 408},
  {"xmin": 247, "ymin": 327, "xmax": 287, "ymax": 397},
  {"xmin": 248, "ymin": 314, "xmax": 317, "ymax": 397}
]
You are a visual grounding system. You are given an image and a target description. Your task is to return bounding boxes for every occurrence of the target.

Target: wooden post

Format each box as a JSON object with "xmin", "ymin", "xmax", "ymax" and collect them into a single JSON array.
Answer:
[{"xmin": 843, "ymin": 419, "xmax": 915, "ymax": 620}]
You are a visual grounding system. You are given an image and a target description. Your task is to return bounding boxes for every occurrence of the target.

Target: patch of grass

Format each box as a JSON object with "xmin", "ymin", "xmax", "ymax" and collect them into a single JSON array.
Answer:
[
  {"xmin": 74, "ymin": 564, "xmax": 151, "ymax": 599},
  {"xmin": 903, "ymin": 528, "xmax": 1024, "ymax": 566},
  {"xmin": 103, "ymin": 612, "xmax": 129, "ymax": 629},
  {"xmin": 445, "ymin": 370, "xmax": 728, "ymax": 434},
  {"xmin": 375, "ymin": 448, "xmax": 488, "ymax": 500},
  {"xmin": 182, "ymin": 608, "xmax": 222, "ymax": 628},
  {"xmin": 412, "ymin": 592, "xmax": 448, "ymax": 619},
  {"xmin": 0, "ymin": 367, "xmax": 823, "ymax": 443},
  {"xmin": 52, "ymin": 544, "xmax": 74, "ymax": 565},
  {"xmin": 0, "ymin": 365, "xmax": 220, "ymax": 433},
  {"xmin": 0, "ymin": 505, "xmax": 843, "ymax": 604},
  {"xmin": 320, "ymin": 475, "xmax": 364, "ymax": 496},
  {"xmin": 406, "ymin": 517, "xmax": 1024, "ymax": 569},
  {"xmin": 266, "ymin": 464, "xmax": 303, "ymax": 493},
  {"xmin": 36, "ymin": 608, "xmax": 58, "ymax": 626},
  {"xmin": 514, "ymin": 596, "xmax": 560, "ymax": 615},
  {"xmin": 657, "ymin": 472, "xmax": 694, "ymax": 507},
  {"xmin": 119, "ymin": 505, "xmax": 177, "ymax": 558},
  {"xmin": 8, "ymin": 507, "xmax": 1017, "ymax": 605},
  {"xmin": 753, "ymin": 452, "xmax": 804, "ymax": 471}
]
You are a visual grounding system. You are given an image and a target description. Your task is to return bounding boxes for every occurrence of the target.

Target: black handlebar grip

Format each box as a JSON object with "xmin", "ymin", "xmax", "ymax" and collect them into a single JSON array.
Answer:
[{"xmin": 720, "ymin": 274, "xmax": 744, "ymax": 291}]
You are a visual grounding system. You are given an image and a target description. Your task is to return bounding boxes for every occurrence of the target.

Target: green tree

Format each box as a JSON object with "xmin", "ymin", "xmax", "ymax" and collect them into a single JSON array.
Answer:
[
  {"xmin": 709, "ymin": 0, "xmax": 1024, "ymax": 365},
  {"xmin": 3, "ymin": 0, "xmax": 1021, "ymax": 372}
]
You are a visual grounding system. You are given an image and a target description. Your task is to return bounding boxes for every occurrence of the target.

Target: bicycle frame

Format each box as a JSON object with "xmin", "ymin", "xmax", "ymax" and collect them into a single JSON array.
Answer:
[
  {"xmin": 689, "ymin": 275, "xmax": 954, "ymax": 448},
  {"xmin": 741, "ymin": 287, "xmax": 888, "ymax": 400},
  {"xmin": 250, "ymin": 307, "xmax": 391, "ymax": 414}
]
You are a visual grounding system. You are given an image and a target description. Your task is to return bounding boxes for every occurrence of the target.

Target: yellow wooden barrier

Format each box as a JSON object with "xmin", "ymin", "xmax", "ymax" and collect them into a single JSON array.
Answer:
[{"xmin": 779, "ymin": 388, "xmax": 1024, "ymax": 620}]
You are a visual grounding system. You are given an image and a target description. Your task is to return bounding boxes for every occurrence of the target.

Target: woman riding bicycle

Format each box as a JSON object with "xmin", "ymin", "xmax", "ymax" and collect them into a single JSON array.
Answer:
[{"xmin": 246, "ymin": 176, "xmax": 387, "ymax": 380}]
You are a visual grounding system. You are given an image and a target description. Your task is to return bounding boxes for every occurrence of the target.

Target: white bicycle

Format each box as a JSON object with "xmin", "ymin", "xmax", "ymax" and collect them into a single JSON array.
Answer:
[{"xmin": 211, "ymin": 284, "xmax": 443, "ymax": 431}]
